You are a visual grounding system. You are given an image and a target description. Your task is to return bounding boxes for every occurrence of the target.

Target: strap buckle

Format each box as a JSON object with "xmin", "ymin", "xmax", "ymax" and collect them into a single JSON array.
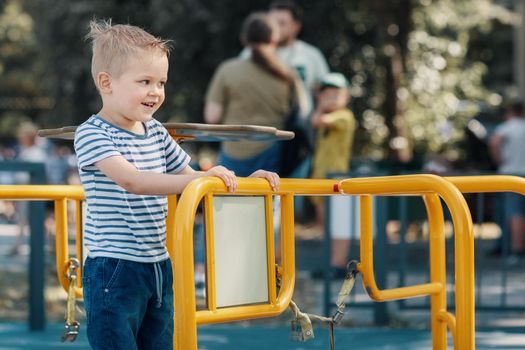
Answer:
[
  {"xmin": 61, "ymin": 321, "xmax": 80, "ymax": 342},
  {"xmin": 61, "ymin": 258, "xmax": 80, "ymax": 342}
]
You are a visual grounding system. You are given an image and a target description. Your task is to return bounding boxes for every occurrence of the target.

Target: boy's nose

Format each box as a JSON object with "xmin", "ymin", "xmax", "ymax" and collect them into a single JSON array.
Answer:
[{"xmin": 149, "ymin": 86, "xmax": 163, "ymax": 95}]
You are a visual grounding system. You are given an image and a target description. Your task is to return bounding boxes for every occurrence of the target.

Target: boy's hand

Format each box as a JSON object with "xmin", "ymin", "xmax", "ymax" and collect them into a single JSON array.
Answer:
[
  {"xmin": 249, "ymin": 170, "xmax": 280, "ymax": 191},
  {"xmin": 205, "ymin": 166, "xmax": 237, "ymax": 192}
]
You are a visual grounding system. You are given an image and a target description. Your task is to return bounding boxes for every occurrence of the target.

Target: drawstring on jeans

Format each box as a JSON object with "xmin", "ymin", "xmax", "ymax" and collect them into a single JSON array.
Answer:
[{"xmin": 153, "ymin": 263, "xmax": 163, "ymax": 308}]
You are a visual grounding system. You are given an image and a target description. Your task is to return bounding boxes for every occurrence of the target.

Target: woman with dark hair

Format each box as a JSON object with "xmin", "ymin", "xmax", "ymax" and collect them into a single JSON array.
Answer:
[{"xmin": 204, "ymin": 12, "xmax": 307, "ymax": 176}]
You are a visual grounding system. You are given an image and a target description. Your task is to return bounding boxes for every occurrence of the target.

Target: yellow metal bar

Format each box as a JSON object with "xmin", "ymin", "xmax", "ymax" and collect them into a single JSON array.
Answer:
[
  {"xmin": 0, "ymin": 185, "xmax": 85, "ymax": 297},
  {"xmin": 173, "ymin": 178, "xmax": 335, "ymax": 350},
  {"xmin": 446, "ymin": 175, "xmax": 525, "ymax": 195},
  {"xmin": 195, "ymin": 303, "xmax": 294, "ymax": 323},
  {"xmin": 274, "ymin": 192, "xmax": 295, "ymax": 311},
  {"xmin": 442, "ymin": 174, "xmax": 525, "ymax": 349},
  {"xmin": 359, "ymin": 195, "xmax": 442, "ymax": 300},
  {"xmin": 165, "ymin": 194, "xmax": 177, "ymax": 258},
  {"xmin": 166, "ymin": 195, "xmax": 178, "ymax": 265},
  {"xmin": 196, "ymin": 193, "xmax": 295, "ymax": 327},
  {"xmin": 165, "ymin": 194, "xmax": 177, "ymax": 350},
  {"xmin": 54, "ymin": 199, "xmax": 70, "ymax": 295},
  {"xmin": 171, "ymin": 175, "xmax": 481, "ymax": 349},
  {"xmin": 75, "ymin": 200, "xmax": 83, "ymax": 288},
  {"xmin": 437, "ymin": 311, "xmax": 457, "ymax": 349},
  {"xmin": 172, "ymin": 179, "xmax": 204, "ymax": 348},
  {"xmin": 0, "ymin": 185, "xmax": 84, "ymax": 200},
  {"xmin": 2, "ymin": 177, "xmax": 486, "ymax": 350},
  {"xmin": 265, "ymin": 195, "xmax": 277, "ymax": 305},
  {"xmin": 339, "ymin": 174, "xmax": 475, "ymax": 350},
  {"xmin": 424, "ymin": 194, "xmax": 447, "ymax": 350},
  {"xmin": 230, "ymin": 178, "xmax": 339, "ymax": 195},
  {"xmin": 204, "ymin": 194, "xmax": 217, "ymax": 311}
]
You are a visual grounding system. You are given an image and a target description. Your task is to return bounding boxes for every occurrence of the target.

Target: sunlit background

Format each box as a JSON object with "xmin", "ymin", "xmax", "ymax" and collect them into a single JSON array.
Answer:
[{"xmin": 0, "ymin": 0, "xmax": 523, "ymax": 167}]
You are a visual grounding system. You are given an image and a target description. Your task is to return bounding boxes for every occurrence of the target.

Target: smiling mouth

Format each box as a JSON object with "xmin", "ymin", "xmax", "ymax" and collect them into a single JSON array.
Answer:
[{"xmin": 142, "ymin": 102, "xmax": 156, "ymax": 108}]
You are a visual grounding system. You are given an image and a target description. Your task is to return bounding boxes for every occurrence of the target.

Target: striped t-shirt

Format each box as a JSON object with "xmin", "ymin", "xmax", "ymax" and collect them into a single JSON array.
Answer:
[{"xmin": 74, "ymin": 115, "xmax": 191, "ymax": 263}]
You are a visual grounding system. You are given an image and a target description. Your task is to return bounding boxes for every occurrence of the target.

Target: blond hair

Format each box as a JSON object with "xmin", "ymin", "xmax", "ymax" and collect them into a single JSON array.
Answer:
[{"xmin": 86, "ymin": 19, "xmax": 171, "ymax": 86}]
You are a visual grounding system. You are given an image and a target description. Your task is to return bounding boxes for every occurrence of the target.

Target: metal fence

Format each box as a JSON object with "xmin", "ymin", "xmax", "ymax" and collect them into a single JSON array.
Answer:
[{"xmin": 323, "ymin": 172, "xmax": 525, "ymax": 325}]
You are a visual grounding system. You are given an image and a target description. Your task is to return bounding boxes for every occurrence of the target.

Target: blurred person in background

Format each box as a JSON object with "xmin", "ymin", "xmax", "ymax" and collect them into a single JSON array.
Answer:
[
  {"xmin": 490, "ymin": 101, "xmax": 525, "ymax": 260},
  {"xmin": 241, "ymin": 1, "xmax": 329, "ymax": 188},
  {"xmin": 46, "ymin": 144, "xmax": 74, "ymax": 185},
  {"xmin": 241, "ymin": 0, "xmax": 329, "ymax": 112},
  {"xmin": 9, "ymin": 121, "xmax": 48, "ymax": 256},
  {"xmin": 268, "ymin": 0, "xmax": 329, "ymax": 101},
  {"xmin": 204, "ymin": 12, "xmax": 305, "ymax": 287},
  {"xmin": 205, "ymin": 11, "xmax": 307, "ymax": 176},
  {"xmin": 310, "ymin": 72, "xmax": 356, "ymax": 277},
  {"xmin": 268, "ymin": 0, "xmax": 330, "ymax": 221}
]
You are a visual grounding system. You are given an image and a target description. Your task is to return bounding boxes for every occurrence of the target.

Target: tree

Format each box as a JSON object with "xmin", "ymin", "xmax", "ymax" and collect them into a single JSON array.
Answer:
[
  {"xmin": 399, "ymin": 0, "xmax": 516, "ymax": 163},
  {"xmin": 23, "ymin": 0, "xmax": 517, "ymax": 165},
  {"xmin": 28, "ymin": 0, "xmax": 270, "ymax": 128},
  {"xmin": 0, "ymin": 0, "xmax": 49, "ymax": 142}
]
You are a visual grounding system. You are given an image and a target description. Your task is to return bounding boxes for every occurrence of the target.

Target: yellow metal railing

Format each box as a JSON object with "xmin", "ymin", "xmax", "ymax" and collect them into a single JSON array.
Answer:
[
  {"xmin": 172, "ymin": 175, "xmax": 476, "ymax": 350},
  {"xmin": 336, "ymin": 174, "xmax": 474, "ymax": 350},
  {"xmin": 442, "ymin": 175, "xmax": 525, "ymax": 347},
  {"xmin": 172, "ymin": 177, "xmax": 341, "ymax": 349},
  {"xmin": 0, "ymin": 185, "xmax": 85, "ymax": 297},
  {"xmin": 7, "ymin": 174, "xmax": 510, "ymax": 349},
  {"xmin": 446, "ymin": 175, "xmax": 525, "ymax": 195}
]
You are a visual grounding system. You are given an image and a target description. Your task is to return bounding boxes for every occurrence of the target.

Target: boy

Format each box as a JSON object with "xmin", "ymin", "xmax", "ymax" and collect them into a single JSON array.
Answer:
[
  {"xmin": 74, "ymin": 20, "xmax": 279, "ymax": 350},
  {"xmin": 310, "ymin": 72, "xmax": 356, "ymax": 277}
]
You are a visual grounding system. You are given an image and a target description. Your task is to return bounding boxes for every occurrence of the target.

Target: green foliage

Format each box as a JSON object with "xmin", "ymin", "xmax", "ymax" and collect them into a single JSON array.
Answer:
[
  {"xmin": 1, "ymin": 0, "xmax": 516, "ymax": 164},
  {"xmin": 0, "ymin": 0, "xmax": 45, "ymax": 141},
  {"xmin": 27, "ymin": 0, "xmax": 271, "ymax": 128},
  {"xmin": 0, "ymin": 111, "xmax": 30, "ymax": 141},
  {"xmin": 400, "ymin": 0, "xmax": 516, "ymax": 160}
]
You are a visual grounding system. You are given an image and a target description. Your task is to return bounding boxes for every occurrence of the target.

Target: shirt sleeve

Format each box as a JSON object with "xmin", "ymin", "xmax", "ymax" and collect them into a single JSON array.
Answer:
[
  {"xmin": 324, "ymin": 109, "xmax": 355, "ymax": 131},
  {"xmin": 74, "ymin": 125, "xmax": 121, "ymax": 172},
  {"xmin": 493, "ymin": 121, "xmax": 510, "ymax": 138},
  {"xmin": 162, "ymin": 128, "xmax": 191, "ymax": 174}
]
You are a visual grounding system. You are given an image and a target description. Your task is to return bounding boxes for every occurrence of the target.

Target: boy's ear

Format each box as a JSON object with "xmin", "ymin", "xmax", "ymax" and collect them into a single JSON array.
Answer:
[{"xmin": 96, "ymin": 72, "xmax": 112, "ymax": 94}]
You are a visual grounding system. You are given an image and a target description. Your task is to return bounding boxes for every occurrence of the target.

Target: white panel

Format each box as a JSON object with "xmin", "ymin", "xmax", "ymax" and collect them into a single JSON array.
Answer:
[{"xmin": 213, "ymin": 196, "xmax": 269, "ymax": 307}]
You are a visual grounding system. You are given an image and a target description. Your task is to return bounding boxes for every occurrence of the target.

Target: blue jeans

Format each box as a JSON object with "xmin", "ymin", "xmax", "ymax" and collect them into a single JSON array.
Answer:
[{"xmin": 82, "ymin": 257, "xmax": 173, "ymax": 350}]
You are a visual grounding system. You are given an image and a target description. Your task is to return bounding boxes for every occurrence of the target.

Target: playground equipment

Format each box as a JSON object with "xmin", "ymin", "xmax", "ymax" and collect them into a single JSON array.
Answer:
[
  {"xmin": 172, "ymin": 175, "xmax": 475, "ymax": 349},
  {"xmin": 7, "ymin": 172, "xmax": 525, "ymax": 349},
  {"xmin": 4, "ymin": 169, "xmax": 524, "ymax": 349},
  {"xmin": 11, "ymin": 123, "xmax": 519, "ymax": 349},
  {"xmin": 37, "ymin": 123, "xmax": 294, "ymax": 142},
  {"xmin": 0, "ymin": 184, "xmax": 84, "ymax": 335}
]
